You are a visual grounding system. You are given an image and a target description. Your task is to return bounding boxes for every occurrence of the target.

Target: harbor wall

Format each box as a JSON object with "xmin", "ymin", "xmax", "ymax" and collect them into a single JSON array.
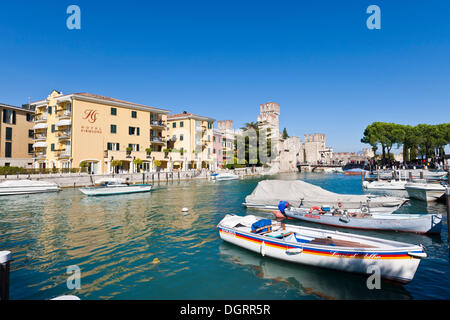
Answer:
[{"xmin": 0, "ymin": 167, "xmax": 271, "ymax": 188}]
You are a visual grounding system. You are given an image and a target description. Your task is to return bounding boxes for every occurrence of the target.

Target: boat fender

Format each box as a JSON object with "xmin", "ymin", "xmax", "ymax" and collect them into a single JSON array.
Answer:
[
  {"xmin": 260, "ymin": 242, "xmax": 266, "ymax": 257},
  {"xmin": 286, "ymin": 248, "xmax": 302, "ymax": 255}
]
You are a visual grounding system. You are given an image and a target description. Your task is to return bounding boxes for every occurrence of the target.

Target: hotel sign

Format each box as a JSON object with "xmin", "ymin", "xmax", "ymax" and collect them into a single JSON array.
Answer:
[{"xmin": 81, "ymin": 109, "xmax": 102, "ymax": 134}]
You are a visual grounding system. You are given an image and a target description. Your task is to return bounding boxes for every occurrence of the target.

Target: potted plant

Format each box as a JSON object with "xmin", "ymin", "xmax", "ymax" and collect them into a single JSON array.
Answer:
[
  {"xmin": 111, "ymin": 160, "xmax": 123, "ymax": 174},
  {"xmin": 126, "ymin": 147, "xmax": 133, "ymax": 158},
  {"xmin": 145, "ymin": 148, "xmax": 152, "ymax": 159},
  {"xmin": 163, "ymin": 148, "xmax": 172, "ymax": 158},
  {"xmin": 80, "ymin": 161, "xmax": 89, "ymax": 173},
  {"xmin": 133, "ymin": 158, "xmax": 143, "ymax": 173},
  {"xmin": 154, "ymin": 160, "xmax": 162, "ymax": 172}
]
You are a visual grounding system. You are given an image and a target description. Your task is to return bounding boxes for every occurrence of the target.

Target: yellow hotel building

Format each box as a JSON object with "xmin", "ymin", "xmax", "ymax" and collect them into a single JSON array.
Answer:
[
  {"xmin": 30, "ymin": 90, "xmax": 170, "ymax": 174},
  {"xmin": 166, "ymin": 112, "xmax": 216, "ymax": 170}
]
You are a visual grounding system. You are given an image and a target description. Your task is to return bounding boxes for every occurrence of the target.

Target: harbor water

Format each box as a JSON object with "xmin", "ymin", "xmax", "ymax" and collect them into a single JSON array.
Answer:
[{"xmin": 1, "ymin": 172, "xmax": 449, "ymax": 300}]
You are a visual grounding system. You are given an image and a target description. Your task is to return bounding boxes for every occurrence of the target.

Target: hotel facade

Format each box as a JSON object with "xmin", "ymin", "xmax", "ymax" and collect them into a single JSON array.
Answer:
[
  {"xmin": 30, "ymin": 90, "xmax": 170, "ymax": 174},
  {"xmin": 0, "ymin": 103, "xmax": 35, "ymax": 168},
  {"xmin": 166, "ymin": 112, "xmax": 216, "ymax": 170}
]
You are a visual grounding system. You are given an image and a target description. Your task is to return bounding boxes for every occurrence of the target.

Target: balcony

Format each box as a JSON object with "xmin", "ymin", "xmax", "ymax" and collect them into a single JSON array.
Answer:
[
  {"xmin": 34, "ymin": 134, "xmax": 47, "ymax": 141},
  {"xmin": 56, "ymin": 151, "xmax": 71, "ymax": 159},
  {"xmin": 57, "ymin": 131, "xmax": 71, "ymax": 141},
  {"xmin": 151, "ymin": 136, "xmax": 166, "ymax": 144},
  {"xmin": 150, "ymin": 120, "xmax": 166, "ymax": 128},
  {"xmin": 34, "ymin": 114, "xmax": 48, "ymax": 123},
  {"xmin": 34, "ymin": 152, "xmax": 47, "ymax": 160},
  {"xmin": 57, "ymin": 110, "xmax": 72, "ymax": 119}
]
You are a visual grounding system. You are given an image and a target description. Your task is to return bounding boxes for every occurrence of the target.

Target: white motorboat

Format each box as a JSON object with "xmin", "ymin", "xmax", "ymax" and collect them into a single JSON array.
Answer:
[
  {"xmin": 0, "ymin": 180, "xmax": 60, "ymax": 196},
  {"xmin": 405, "ymin": 182, "xmax": 446, "ymax": 202},
  {"xmin": 280, "ymin": 204, "xmax": 442, "ymax": 234},
  {"xmin": 211, "ymin": 172, "xmax": 239, "ymax": 181},
  {"xmin": 79, "ymin": 179, "xmax": 152, "ymax": 196},
  {"xmin": 362, "ymin": 180, "xmax": 407, "ymax": 190},
  {"xmin": 243, "ymin": 180, "xmax": 408, "ymax": 213},
  {"xmin": 217, "ymin": 214, "xmax": 427, "ymax": 283}
]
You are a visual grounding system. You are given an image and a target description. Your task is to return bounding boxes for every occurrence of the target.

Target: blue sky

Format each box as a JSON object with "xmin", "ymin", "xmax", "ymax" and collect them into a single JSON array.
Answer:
[{"xmin": 0, "ymin": 0, "xmax": 449, "ymax": 152}]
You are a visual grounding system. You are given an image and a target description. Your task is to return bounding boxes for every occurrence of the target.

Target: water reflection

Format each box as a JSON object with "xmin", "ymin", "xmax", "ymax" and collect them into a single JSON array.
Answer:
[{"xmin": 219, "ymin": 242, "xmax": 412, "ymax": 300}]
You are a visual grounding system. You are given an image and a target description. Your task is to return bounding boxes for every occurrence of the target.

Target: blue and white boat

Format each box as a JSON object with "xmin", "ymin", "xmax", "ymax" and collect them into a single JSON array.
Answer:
[
  {"xmin": 218, "ymin": 214, "xmax": 427, "ymax": 283},
  {"xmin": 79, "ymin": 178, "xmax": 152, "ymax": 196}
]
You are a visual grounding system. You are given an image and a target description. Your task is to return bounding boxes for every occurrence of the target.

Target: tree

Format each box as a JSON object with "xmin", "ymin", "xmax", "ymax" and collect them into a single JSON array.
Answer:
[
  {"xmin": 282, "ymin": 128, "xmax": 289, "ymax": 139},
  {"xmin": 110, "ymin": 160, "xmax": 123, "ymax": 174}
]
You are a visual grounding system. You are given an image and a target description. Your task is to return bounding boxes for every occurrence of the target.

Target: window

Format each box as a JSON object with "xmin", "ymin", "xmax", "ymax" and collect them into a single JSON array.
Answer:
[
  {"xmin": 2, "ymin": 110, "xmax": 16, "ymax": 124},
  {"xmin": 131, "ymin": 111, "xmax": 137, "ymax": 118},
  {"xmin": 107, "ymin": 143, "xmax": 120, "ymax": 151},
  {"xmin": 172, "ymin": 122, "xmax": 176, "ymax": 128},
  {"xmin": 28, "ymin": 144, "xmax": 34, "ymax": 154},
  {"xmin": 208, "ymin": 122, "xmax": 212, "ymax": 129},
  {"xmin": 51, "ymin": 124, "xmax": 55, "ymax": 133},
  {"xmin": 180, "ymin": 134, "xmax": 184, "ymax": 141},
  {"xmin": 5, "ymin": 142, "xmax": 11, "ymax": 158},
  {"xmin": 180, "ymin": 121, "xmax": 184, "ymax": 127},
  {"xmin": 111, "ymin": 107, "xmax": 117, "ymax": 116},
  {"xmin": 129, "ymin": 127, "xmax": 140, "ymax": 136},
  {"xmin": 111, "ymin": 124, "xmax": 117, "ymax": 134},
  {"xmin": 213, "ymin": 148, "xmax": 216, "ymax": 154},
  {"xmin": 5, "ymin": 127, "xmax": 12, "ymax": 140},
  {"xmin": 4, "ymin": 163, "xmax": 10, "ymax": 167},
  {"xmin": 26, "ymin": 113, "xmax": 33, "ymax": 122},
  {"xmin": 28, "ymin": 130, "xmax": 34, "ymax": 138},
  {"xmin": 51, "ymin": 143, "xmax": 55, "ymax": 151},
  {"xmin": 128, "ymin": 144, "xmax": 140, "ymax": 151},
  {"xmin": 48, "ymin": 106, "xmax": 52, "ymax": 115}
]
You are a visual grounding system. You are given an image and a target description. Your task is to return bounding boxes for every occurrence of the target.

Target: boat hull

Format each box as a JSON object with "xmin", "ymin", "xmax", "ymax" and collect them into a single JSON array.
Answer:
[
  {"xmin": 218, "ymin": 222, "xmax": 423, "ymax": 283},
  {"xmin": 284, "ymin": 209, "xmax": 442, "ymax": 234},
  {"xmin": 79, "ymin": 184, "xmax": 152, "ymax": 196},
  {"xmin": 243, "ymin": 203, "xmax": 400, "ymax": 214},
  {"xmin": 0, "ymin": 185, "xmax": 60, "ymax": 196},
  {"xmin": 362, "ymin": 181, "xmax": 407, "ymax": 190}
]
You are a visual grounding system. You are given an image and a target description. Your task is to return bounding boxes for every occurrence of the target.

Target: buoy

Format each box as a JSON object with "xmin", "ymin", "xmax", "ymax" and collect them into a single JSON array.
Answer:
[
  {"xmin": 152, "ymin": 258, "xmax": 160, "ymax": 264},
  {"xmin": 181, "ymin": 207, "xmax": 189, "ymax": 212}
]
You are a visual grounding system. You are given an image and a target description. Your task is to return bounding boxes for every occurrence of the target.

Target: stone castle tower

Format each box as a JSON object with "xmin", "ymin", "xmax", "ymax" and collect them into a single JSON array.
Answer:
[{"xmin": 257, "ymin": 102, "xmax": 280, "ymax": 139}]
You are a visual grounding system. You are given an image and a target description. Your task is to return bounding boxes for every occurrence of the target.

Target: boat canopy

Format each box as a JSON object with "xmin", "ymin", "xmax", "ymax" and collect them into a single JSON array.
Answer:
[{"xmin": 245, "ymin": 180, "xmax": 407, "ymax": 209}]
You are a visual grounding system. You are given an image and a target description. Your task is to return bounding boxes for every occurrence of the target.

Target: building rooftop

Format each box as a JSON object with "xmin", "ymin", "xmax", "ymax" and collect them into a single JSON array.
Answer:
[
  {"xmin": 167, "ymin": 111, "xmax": 215, "ymax": 122},
  {"xmin": 30, "ymin": 92, "xmax": 170, "ymax": 114}
]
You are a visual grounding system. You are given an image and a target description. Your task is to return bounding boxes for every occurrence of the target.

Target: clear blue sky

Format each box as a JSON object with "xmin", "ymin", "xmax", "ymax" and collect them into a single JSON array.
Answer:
[{"xmin": 1, "ymin": 0, "xmax": 449, "ymax": 152}]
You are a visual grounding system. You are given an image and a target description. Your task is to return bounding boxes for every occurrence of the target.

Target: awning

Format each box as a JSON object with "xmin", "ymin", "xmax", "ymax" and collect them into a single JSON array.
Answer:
[
  {"xmin": 33, "ymin": 123, "xmax": 48, "ymax": 130},
  {"xmin": 173, "ymin": 161, "xmax": 182, "ymax": 165},
  {"xmin": 33, "ymin": 142, "xmax": 47, "ymax": 148},
  {"xmin": 56, "ymin": 119, "xmax": 72, "ymax": 127}
]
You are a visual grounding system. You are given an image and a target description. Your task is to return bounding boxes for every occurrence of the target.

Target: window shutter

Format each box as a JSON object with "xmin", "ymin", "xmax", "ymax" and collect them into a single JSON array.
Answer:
[
  {"xmin": 137, "ymin": 127, "xmax": 140, "ymax": 136},
  {"xmin": 12, "ymin": 111, "xmax": 16, "ymax": 124}
]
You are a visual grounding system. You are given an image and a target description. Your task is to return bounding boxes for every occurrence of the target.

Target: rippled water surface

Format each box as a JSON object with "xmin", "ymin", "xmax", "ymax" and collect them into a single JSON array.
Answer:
[{"xmin": 1, "ymin": 172, "xmax": 449, "ymax": 300}]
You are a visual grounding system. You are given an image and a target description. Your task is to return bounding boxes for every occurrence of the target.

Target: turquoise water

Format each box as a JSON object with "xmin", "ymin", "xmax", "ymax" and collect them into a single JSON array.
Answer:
[{"xmin": 1, "ymin": 172, "xmax": 449, "ymax": 300}]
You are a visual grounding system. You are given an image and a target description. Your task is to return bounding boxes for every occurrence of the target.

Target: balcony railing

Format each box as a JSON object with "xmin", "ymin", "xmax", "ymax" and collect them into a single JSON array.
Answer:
[
  {"xmin": 56, "ymin": 151, "xmax": 71, "ymax": 159},
  {"xmin": 150, "ymin": 120, "xmax": 165, "ymax": 127},
  {"xmin": 57, "ymin": 110, "xmax": 72, "ymax": 119},
  {"xmin": 151, "ymin": 136, "xmax": 166, "ymax": 144},
  {"xmin": 57, "ymin": 131, "xmax": 71, "ymax": 140},
  {"xmin": 34, "ymin": 152, "xmax": 47, "ymax": 160},
  {"xmin": 34, "ymin": 134, "xmax": 47, "ymax": 141},
  {"xmin": 34, "ymin": 114, "xmax": 48, "ymax": 123}
]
